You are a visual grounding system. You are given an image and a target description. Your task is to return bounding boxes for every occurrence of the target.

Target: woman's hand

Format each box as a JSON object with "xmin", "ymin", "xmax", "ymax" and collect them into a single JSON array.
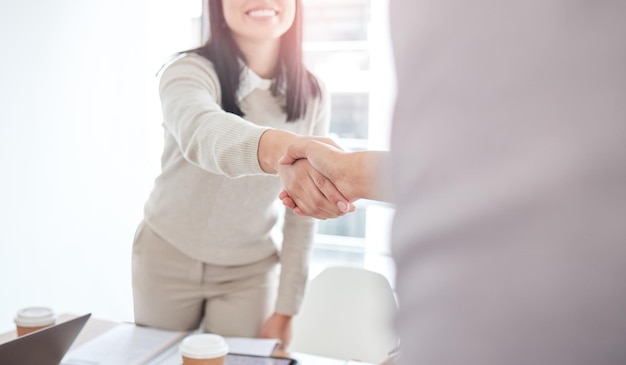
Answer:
[
  {"xmin": 277, "ymin": 158, "xmax": 354, "ymax": 219},
  {"xmin": 277, "ymin": 140, "xmax": 357, "ymax": 218},
  {"xmin": 258, "ymin": 312, "xmax": 292, "ymax": 350},
  {"xmin": 280, "ymin": 141, "xmax": 391, "ymax": 204},
  {"xmin": 258, "ymin": 131, "xmax": 339, "ymax": 174}
]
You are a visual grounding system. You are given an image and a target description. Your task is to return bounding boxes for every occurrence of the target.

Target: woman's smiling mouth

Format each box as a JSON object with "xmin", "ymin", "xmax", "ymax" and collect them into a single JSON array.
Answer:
[{"xmin": 246, "ymin": 9, "xmax": 278, "ymax": 18}]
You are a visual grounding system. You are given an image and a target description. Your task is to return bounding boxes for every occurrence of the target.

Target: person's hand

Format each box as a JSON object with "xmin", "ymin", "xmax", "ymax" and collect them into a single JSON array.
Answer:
[
  {"xmin": 258, "ymin": 313, "xmax": 292, "ymax": 350},
  {"xmin": 280, "ymin": 141, "xmax": 391, "ymax": 203},
  {"xmin": 258, "ymin": 130, "xmax": 342, "ymax": 175},
  {"xmin": 307, "ymin": 136, "xmax": 342, "ymax": 149},
  {"xmin": 278, "ymin": 139, "xmax": 344, "ymax": 175},
  {"xmin": 278, "ymin": 189, "xmax": 356, "ymax": 217},
  {"xmin": 277, "ymin": 158, "xmax": 354, "ymax": 219},
  {"xmin": 278, "ymin": 140, "xmax": 358, "ymax": 218}
]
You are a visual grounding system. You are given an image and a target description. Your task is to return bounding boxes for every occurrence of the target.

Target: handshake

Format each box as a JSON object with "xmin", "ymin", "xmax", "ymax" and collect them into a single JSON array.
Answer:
[{"xmin": 268, "ymin": 132, "xmax": 390, "ymax": 220}]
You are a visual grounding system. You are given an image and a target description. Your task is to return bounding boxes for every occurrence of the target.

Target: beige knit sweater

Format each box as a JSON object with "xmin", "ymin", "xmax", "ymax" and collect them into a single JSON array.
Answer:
[{"xmin": 143, "ymin": 53, "xmax": 330, "ymax": 315}]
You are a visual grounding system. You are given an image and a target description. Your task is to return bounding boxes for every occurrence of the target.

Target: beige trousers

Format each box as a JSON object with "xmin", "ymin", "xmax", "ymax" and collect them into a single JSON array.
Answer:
[{"xmin": 132, "ymin": 221, "xmax": 279, "ymax": 336}]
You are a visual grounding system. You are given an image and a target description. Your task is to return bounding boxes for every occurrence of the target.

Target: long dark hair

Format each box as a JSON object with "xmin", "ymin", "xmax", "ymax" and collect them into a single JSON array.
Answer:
[{"xmin": 192, "ymin": 0, "xmax": 321, "ymax": 122}]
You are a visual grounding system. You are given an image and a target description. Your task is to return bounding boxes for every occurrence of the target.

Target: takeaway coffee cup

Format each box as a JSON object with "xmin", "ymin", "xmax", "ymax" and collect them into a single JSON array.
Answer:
[
  {"xmin": 14, "ymin": 307, "xmax": 56, "ymax": 336},
  {"xmin": 180, "ymin": 333, "xmax": 228, "ymax": 365}
]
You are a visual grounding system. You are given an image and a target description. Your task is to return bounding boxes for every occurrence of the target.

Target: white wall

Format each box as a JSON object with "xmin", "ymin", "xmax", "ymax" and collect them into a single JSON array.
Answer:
[{"xmin": 0, "ymin": 0, "xmax": 201, "ymax": 332}]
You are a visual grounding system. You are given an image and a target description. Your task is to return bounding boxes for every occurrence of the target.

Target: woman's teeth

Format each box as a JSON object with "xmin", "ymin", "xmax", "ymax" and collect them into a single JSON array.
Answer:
[{"xmin": 247, "ymin": 9, "xmax": 277, "ymax": 17}]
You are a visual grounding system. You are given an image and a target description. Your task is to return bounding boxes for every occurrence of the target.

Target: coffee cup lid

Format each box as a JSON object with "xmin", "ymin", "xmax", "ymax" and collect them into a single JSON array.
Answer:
[
  {"xmin": 179, "ymin": 334, "xmax": 228, "ymax": 359},
  {"xmin": 14, "ymin": 307, "xmax": 56, "ymax": 327}
]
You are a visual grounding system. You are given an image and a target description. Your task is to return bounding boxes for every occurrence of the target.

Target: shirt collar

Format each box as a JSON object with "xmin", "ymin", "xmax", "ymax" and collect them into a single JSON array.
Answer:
[{"xmin": 236, "ymin": 62, "xmax": 274, "ymax": 102}]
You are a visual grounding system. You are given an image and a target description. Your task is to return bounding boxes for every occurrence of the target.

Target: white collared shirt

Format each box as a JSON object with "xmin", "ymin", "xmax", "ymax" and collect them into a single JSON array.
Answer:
[{"xmin": 236, "ymin": 66, "xmax": 273, "ymax": 102}]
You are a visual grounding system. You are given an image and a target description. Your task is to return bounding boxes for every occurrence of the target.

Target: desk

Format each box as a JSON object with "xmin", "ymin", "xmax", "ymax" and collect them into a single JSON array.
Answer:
[{"xmin": 0, "ymin": 314, "xmax": 375, "ymax": 365}]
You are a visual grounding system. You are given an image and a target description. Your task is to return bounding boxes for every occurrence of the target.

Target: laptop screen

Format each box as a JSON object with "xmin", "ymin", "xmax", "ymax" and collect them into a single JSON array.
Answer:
[{"xmin": 0, "ymin": 313, "xmax": 91, "ymax": 365}]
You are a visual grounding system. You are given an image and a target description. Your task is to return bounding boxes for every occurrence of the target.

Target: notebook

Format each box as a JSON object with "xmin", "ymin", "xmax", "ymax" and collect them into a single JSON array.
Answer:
[{"xmin": 0, "ymin": 313, "xmax": 91, "ymax": 365}]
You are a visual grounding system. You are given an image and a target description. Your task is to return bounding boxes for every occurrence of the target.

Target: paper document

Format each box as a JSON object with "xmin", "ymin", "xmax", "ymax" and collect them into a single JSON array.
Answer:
[
  {"xmin": 225, "ymin": 337, "xmax": 281, "ymax": 356},
  {"xmin": 148, "ymin": 336, "xmax": 282, "ymax": 365},
  {"xmin": 62, "ymin": 322, "xmax": 188, "ymax": 365},
  {"xmin": 61, "ymin": 322, "xmax": 280, "ymax": 365},
  {"xmin": 145, "ymin": 342, "xmax": 184, "ymax": 365}
]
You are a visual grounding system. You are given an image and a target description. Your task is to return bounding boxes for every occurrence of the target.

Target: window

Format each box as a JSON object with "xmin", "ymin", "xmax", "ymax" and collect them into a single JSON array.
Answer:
[{"xmin": 302, "ymin": 0, "xmax": 396, "ymax": 286}]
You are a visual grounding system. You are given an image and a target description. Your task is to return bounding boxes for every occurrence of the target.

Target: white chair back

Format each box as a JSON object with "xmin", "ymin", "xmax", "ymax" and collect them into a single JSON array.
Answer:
[{"xmin": 288, "ymin": 266, "xmax": 398, "ymax": 363}]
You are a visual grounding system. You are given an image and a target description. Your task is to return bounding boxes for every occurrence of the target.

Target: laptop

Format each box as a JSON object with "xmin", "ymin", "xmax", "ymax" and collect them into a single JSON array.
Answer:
[{"xmin": 0, "ymin": 313, "xmax": 91, "ymax": 365}]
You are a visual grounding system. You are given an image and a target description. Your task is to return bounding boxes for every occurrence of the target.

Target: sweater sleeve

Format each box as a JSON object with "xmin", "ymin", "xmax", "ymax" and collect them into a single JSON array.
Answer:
[
  {"xmin": 274, "ymin": 75, "xmax": 332, "ymax": 315},
  {"xmin": 158, "ymin": 53, "xmax": 269, "ymax": 178}
]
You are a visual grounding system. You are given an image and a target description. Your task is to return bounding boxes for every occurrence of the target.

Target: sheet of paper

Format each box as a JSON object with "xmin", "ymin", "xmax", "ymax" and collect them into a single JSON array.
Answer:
[
  {"xmin": 62, "ymin": 323, "xmax": 188, "ymax": 365},
  {"xmin": 290, "ymin": 352, "xmax": 348, "ymax": 365},
  {"xmin": 146, "ymin": 336, "xmax": 281, "ymax": 365},
  {"xmin": 145, "ymin": 341, "xmax": 183, "ymax": 365},
  {"xmin": 225, "ymin": 337, "xmax": 281, "ymax": 356}
]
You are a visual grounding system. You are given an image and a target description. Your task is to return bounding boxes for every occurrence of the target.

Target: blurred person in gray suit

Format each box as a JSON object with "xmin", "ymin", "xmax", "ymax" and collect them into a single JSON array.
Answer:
[{"xmin": 279, "ymin": 1, "xmax": 626, "ymax": 364}]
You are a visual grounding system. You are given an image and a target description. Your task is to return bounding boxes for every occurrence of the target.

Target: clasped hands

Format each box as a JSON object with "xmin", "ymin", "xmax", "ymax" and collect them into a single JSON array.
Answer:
[{"xmin": 276, "ymin": 139, "xmax": 358, "ymax": 219}]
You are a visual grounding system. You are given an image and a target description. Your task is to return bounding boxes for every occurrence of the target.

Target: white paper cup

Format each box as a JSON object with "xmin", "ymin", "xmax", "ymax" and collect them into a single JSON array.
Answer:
[
  {"xmin": 180, "ymin": 334, "xmax": 228, "ymax": 365},
  {"xmin": 14, "ymin": 307, "xmax": 56, "ymax": 336}
]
